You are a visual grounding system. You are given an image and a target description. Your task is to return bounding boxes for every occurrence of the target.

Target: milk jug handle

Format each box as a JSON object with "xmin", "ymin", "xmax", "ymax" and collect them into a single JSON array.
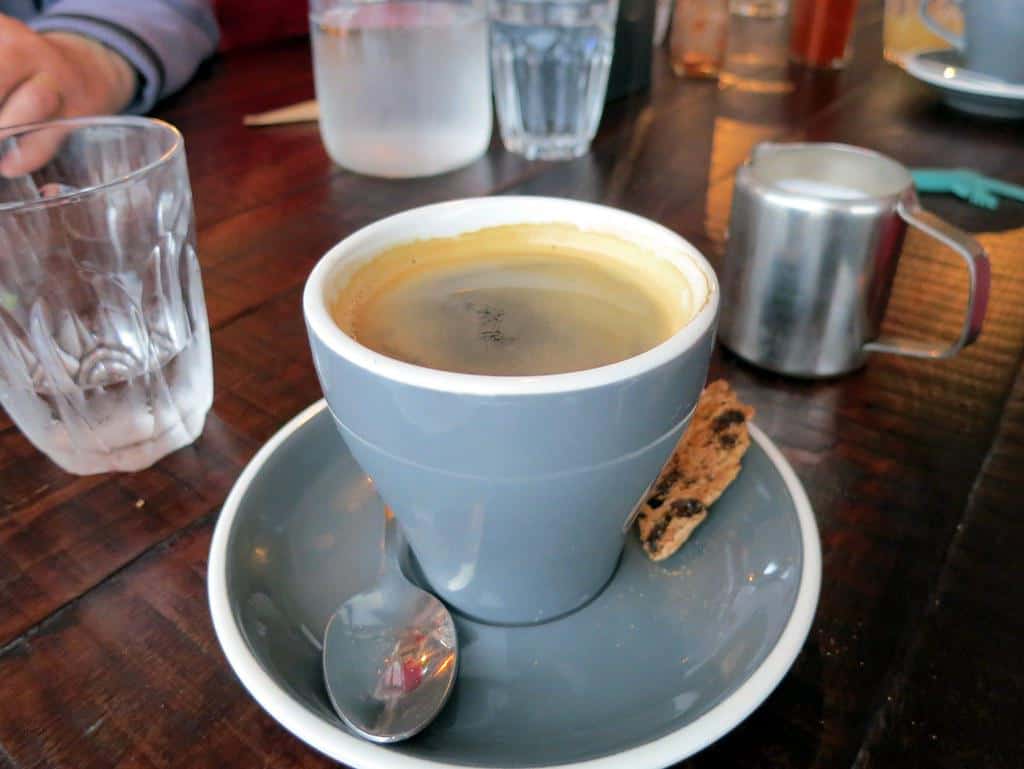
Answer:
[{"xmin": 864, "ymin": 200, "xmax": 989, "ymax": 359}]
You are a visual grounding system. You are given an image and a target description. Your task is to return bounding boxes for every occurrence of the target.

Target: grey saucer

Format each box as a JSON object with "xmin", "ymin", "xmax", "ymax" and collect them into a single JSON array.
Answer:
[
  {"xmin": 904, "ymin": 49, "xmax": 1024, "ymax": 119},
  {"xmin": 208, "ymin": 401, "xmax": 821, "ymax": 769}
]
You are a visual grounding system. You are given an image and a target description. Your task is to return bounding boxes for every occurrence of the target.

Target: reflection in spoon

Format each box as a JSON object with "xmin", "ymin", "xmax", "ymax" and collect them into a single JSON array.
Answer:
[{"xmin": 323, "ymin": 508, "xmax": 458, "ymax": 743}]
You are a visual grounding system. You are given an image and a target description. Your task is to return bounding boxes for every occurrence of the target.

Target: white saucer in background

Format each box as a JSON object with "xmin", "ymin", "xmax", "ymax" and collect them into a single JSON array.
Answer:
[{"xmin": 903, "ymin": 49, "xmax": 1024, "ymax": 119}]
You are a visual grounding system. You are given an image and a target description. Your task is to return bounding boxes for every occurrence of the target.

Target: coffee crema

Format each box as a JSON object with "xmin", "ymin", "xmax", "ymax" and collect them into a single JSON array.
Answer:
[{"xmin": 329, "ymin": 223, "xmax": 702, "ymax": 376}]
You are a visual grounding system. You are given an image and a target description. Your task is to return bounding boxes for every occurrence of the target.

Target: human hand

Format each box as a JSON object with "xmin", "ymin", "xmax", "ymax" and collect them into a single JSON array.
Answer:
[{"xmin": 0, "ymin": 15, "xmax": 137, "ymax": 175}]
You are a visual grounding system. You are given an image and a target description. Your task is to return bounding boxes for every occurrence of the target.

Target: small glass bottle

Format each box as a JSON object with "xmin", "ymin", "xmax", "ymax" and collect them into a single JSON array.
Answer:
[{"xmin": 669, "ymin": 0, "xmax": 730, "ymax": 78}]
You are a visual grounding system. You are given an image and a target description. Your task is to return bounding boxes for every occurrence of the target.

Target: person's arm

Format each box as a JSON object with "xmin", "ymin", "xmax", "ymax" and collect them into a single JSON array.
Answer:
[
  {"xmin": 0, "ymin": 1, "xmax": 218, "ymax": 175},
  {"xmin": 0, "ymin": 14, "xmax": 139, "ymax": 175},
  {"xmin": 30, "ymin": 0, "xmax": 220, "ymax": 114}
]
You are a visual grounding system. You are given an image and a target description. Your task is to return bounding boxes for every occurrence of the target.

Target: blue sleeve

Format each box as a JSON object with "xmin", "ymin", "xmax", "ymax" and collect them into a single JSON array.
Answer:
[{"xmin": 29, "ymin": 0, "xmax": 220, "ymax": 114}]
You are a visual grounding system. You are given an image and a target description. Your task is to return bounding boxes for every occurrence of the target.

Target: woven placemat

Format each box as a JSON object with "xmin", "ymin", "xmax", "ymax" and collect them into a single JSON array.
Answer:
[{"xmin": 883, "ymin": 226, "xmax": 1024, "ymax": 373}]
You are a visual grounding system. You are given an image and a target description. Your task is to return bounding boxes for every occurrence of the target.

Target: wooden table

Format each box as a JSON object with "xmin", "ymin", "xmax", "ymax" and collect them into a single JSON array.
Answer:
[{"xmin": 2, "ymin": 2, "xmax": 1023, "ymax": 767}]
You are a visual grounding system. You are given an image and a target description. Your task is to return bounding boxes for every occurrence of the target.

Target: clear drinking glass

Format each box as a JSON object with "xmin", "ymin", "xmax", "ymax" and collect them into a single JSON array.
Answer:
[
  {"xmin": 0, "ymin": 117, "xmax": 212, "ymax": 475},
  {"xmin": 489, "ymin": 0, "xmax": 619, "ymax": 161},
  {"xmin": 310, "ymin": 0, "xmax": 492, "ymax": 178},
  {"xmin": 718, "ymin": 5, "xmax": 792, "ymax": 91}
]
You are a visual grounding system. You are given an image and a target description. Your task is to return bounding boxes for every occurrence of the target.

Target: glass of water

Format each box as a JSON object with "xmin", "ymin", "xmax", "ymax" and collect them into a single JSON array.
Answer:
[
  {"xmin": 490, "ymin": 0, "xmax": 619, "ymax": 161},
  {"xmin": 310, "ymin": 0, "xmax": 493, "ymax": 178},
  {"xmin": 0, "ymin": 117, "xmax": 212, "ymax": 475}
]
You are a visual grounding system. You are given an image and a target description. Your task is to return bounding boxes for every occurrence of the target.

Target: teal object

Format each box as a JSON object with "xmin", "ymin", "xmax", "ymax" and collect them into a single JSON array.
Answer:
[{"xmin": 912, "ymin": 168, "xmax": 1024, "ymax": 210}]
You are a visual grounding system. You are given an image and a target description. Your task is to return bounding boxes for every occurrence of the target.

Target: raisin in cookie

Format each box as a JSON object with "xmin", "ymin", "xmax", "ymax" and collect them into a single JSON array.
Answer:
[{"xmin": 636, "ymin": 380, "xmax": 755, "ymax": 561}]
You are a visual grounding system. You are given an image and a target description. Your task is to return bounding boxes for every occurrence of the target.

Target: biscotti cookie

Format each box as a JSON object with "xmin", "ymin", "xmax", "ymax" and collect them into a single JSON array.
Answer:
[{"xmin": 636, "ymin": 380, "xmax": 755, "ymax": 561}]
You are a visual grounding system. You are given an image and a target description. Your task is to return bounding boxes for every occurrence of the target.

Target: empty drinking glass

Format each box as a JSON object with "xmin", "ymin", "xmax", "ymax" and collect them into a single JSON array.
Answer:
[
  {"xmin": 489, "ymin": 0, "xmax": 619, "ymax": 160},
  {"xmin": 669, "ymin": 0, "xmax": 729, "ymax": 78},
  {"xmin": 0, "ymin": 117, "xmax": 212, "ymax": 475},
  {"xmin": 311, "ymin": 0, "xmax": 493, "ymax": 178}
]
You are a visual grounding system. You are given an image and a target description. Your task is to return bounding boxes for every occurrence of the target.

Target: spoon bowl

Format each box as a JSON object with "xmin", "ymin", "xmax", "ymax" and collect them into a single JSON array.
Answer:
[{"xmin": 323, "ymin": 510, "xmax": 458, "ymax": 743}]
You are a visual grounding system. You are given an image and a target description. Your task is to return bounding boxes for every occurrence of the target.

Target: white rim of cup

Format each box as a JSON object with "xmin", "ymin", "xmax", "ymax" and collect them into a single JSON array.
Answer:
[{"xmin": 302, "ymin": 197, "xmax": 720, "ymax": 396}]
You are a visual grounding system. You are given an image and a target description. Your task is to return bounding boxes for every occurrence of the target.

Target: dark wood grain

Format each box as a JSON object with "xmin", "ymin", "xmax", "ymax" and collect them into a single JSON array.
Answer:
[
  {"xmin": 852, "ymin": 351, "xmax": 1024, "ymax": 769},
  {"xmin": 680, "ymin": 224, "xmax": 1024, "ymax": 769},
  {"xmin": 0, "ymin": 519, "xmax": 336, "ymax": 769},
  {"xmin": 2, "ymin": 1, "xmax": 1024, "ymax": 767}
]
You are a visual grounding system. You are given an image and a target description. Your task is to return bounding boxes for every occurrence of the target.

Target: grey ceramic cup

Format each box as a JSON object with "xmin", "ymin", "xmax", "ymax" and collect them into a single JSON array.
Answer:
[
  {"xmin": 303, "ymin": 197, "xmax": 719, "ymax": 625},
  {"xmin": 920, "ymin": 0, "xmax": 1024, "ymax": 83}
]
